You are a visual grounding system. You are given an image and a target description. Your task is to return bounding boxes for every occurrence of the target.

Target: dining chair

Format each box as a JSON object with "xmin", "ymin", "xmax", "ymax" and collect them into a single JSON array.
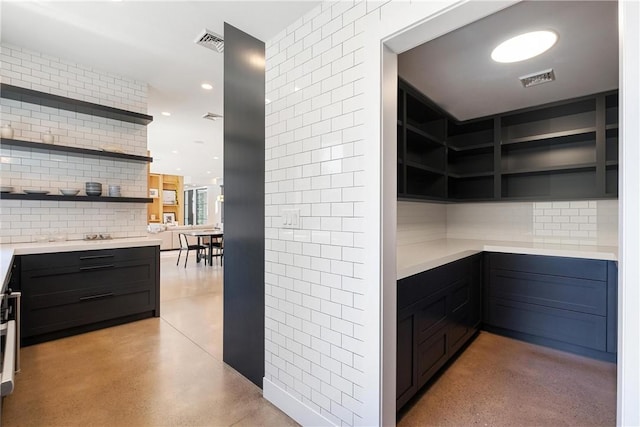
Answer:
[
  {"xmin": 211, "ymin": 235, "xmax": 223, "ymax": 266},
  {"xmin": 176, "ymin": 233, "xmax": 209, "ymax": 267}
]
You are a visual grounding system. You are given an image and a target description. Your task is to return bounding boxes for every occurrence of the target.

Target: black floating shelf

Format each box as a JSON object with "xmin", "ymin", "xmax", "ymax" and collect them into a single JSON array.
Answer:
[
  {"xmin": 0, "ymin": 83, "xmax": 153, "ymax": 125},
  {"xmin": 405, "ymin": 160, "xmax": 446, "ymax": 175},
  {"xmin": 0, "ymin": 138, "xmax": 153, "ymax": 163},
  {"xmin": 502, "ymin": 163, "xmax": 597, "ymax": 176},
  {"xmin": 0, "ymin": 193, "xmax": 152, "ymax": 203},
  {"xmin": 406, "ymin": 123, "xmax": 445, "ymax": 146},
  {"xmin": 447, "ymin": 142, "xmax": 494, "ymax": 152},
  {"xmin": 448, "ymin": 171, "xmax": 494, "ymax": 179},
  {"xmin": 502, "ymin": 127, "xmax": 596, "ymax": 145}
]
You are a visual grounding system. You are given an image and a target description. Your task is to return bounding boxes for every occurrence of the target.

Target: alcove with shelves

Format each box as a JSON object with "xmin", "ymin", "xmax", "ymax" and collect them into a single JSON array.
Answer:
[
  {"xmin": 147, "ymin": 173, "xmax": 184, "ymax": 224},
  {"xmin": 398, "ymin": 80, "xmax": 447, "ymax": 200},
  {"xmin": 396, "ymin": 76, "xmax": 619, "ymax": 202}
]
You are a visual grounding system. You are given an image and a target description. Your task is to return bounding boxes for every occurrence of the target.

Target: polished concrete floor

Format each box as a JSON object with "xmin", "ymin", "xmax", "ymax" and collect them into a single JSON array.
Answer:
[
  {"xmin": 3, "ymin": 252, "xmax": 617, "ymax": 426},
  {"xmin": 2, "ymin": 251, "xmax": 298, "ymax": 427},
  {"xmin": 398, "ymin": 332, "xmax": 617, "ymax": 426}
]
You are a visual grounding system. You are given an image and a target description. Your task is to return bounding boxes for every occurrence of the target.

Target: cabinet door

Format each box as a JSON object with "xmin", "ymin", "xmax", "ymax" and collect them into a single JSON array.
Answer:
[{"xmin": 397, "ymin": 308, "xmax": 417, "ymax": 409}]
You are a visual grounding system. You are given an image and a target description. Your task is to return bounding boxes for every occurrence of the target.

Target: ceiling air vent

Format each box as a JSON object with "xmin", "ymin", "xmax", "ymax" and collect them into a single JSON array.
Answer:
[
  {"xmin": 195, "ymin": 29, "xmax": 224, "ymax": 53},
  {"xmin": 519, "ymin": 69, "xmax": 555, "ymax": 88},
  {"xmin": 203, "ymin": 112, "xmax": 223, "ymax": 121}
]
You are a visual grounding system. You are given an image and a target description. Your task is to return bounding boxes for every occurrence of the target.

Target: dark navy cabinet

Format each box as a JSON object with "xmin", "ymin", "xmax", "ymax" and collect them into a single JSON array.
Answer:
[
  {"xmin": 396, "ymin": 254, "xmax": 482, "ymax": 410},
  {"xmin": 16, "ymin": 246, "xmax": 160, "ymax": 345},
  {"xmin": 483, "ymin": 253, "xmax": 617, "ymax": 361}
]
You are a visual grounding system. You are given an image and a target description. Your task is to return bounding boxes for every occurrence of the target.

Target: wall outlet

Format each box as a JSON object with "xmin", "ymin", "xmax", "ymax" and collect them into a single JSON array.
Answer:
[{"xmin": 281, "ymin": 209, "xmax": 300, "ymax": 229}]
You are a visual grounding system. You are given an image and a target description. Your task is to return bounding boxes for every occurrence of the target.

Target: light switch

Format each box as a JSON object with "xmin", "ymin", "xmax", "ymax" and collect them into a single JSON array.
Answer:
[{"xmin": 281, "ymin": 209, "xmax": 301, "ymax": 229}]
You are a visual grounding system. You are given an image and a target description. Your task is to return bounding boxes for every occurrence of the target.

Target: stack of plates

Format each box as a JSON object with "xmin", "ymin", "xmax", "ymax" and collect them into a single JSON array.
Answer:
[
  {"xmin": 85, "ymin": 182, "xmax": 102, "ymax": 196},
  {"xmin": 108, "ymin": 185, "xmax": 121, "ymax": 197},
  {"xmin": 0, "ymin": 186, "xmax": 14, "ymax": 193}
]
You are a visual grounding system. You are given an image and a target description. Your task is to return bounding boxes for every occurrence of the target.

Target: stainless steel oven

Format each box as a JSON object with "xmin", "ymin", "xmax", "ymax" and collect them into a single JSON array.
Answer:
[{"xmin": 1, "ymin": 261, "xmax": 20, "ymax": 423}]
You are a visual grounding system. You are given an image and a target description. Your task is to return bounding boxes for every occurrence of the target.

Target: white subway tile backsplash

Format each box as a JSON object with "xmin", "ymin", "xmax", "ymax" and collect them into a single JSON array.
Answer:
[{"xmin": 0, "ymin": 43, "xmax": 148, "ymax": 244}]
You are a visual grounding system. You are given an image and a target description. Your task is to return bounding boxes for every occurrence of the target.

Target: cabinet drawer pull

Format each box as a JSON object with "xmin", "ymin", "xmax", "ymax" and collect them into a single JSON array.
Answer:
[
  {"xmin": 79, "ymin": 264, "xmax": 115, "ymax": 271},
  {"xmin": 79, "ymin": 293, "xmax": 114, "ymax": 302},
  {"xmin": 79, "ymin": 255, "xmax": 114, "ymax": 261}
]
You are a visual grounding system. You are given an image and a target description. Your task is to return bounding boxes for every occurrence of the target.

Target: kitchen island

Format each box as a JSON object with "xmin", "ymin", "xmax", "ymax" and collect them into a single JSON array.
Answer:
[{"xmin": 2, "ymin": 237, "xmax": 161, "ymax": 346}]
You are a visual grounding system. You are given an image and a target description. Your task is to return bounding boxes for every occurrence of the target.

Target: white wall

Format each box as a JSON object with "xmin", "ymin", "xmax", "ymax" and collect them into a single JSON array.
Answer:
[
  {"xmin": 263, "ymin": 2, "xmax": 384, "ymax": 425},
  {"xmin": 0, "ymin": 43, "xmax": 149, "ymax": 243}
]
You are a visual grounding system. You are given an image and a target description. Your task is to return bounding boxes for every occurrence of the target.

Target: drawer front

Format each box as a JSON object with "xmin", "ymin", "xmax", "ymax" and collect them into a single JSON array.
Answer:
[
  {"xmin": 489, "ymin": 269, "xmax": 607, "ymax": 316},
  {"xmin": 398, "ymin": 256, "xmax": 473, "ymax": 309},
  {"xmin": 23, "ymin": 289, "xmax": 155, "ymax": 337},
  {"xmin": 22, "ymin": 261, "xmax": 155, "ymax": 303},
  {"xmin": 488, "ymin": 298, "xmax": 607, "ymax": 351},
  {"xmin": 416, "ymin": 293, "xmax": 448, "ymax": 343},
  {"xmin": 489, "ymin": 253, "xmax": 607, "ymax": 281},
  {"xmin": 20, "ymin": 247, "xmax": 157, "ymax": 272},
  {"xmin": 417, "ymin": 325, "xmax": 449, "ymax": 389}
]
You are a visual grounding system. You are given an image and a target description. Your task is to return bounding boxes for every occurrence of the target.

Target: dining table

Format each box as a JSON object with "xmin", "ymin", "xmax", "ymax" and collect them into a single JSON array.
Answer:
[{"xmin": 183, "ymin": 229, "xmax": 223, "ymax": 266}]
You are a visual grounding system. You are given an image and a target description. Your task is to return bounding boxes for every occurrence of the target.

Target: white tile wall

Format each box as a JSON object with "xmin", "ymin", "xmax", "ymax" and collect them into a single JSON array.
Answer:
[
  {"xmin": 442, "ymin": 200, "xmax": 618, "ymax": 246},
  {"xmin": 0, "ymin": 43, "xmax": 149, "ymax": 243},
  {"xmin": 264, "ymin": 2, "xmax": 380, "ymax": 426},
  {"xmin": 397, "ymin": 201, "xmax": 446, "ymax": 245}
]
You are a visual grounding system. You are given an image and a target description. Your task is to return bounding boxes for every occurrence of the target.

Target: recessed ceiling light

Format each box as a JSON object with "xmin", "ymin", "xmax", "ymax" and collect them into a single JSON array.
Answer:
[
  {"xmin": 491, "ymin": 30, "xmax": 558, "ymax": 63},
  {"xmin": 161, "ymin": 111, "xmax": 171, "ymax": 116},
  {"xmin": 207, "ymin": 171, "xmax": 211, "ymax": 174},
  {"xmin": 176, "ymin": 168, "xmax": 182, "ymax": 171},
  {"xmin": 213, "ymin": 156, "xmax": 219, "ymax": 160},
  {"xmin": 171, "ymin": 150, "xmax": 178, "ymax": 154},
  {"xmin": 201, "ymin": 83, "xmax": 213, "ymax": 90},
  {"xmin": 194, "ymin": 140, "xmax": 204, "ymax": 144}
]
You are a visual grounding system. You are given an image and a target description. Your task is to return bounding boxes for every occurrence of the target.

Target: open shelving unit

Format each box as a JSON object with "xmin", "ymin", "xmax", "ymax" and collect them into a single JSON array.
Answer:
[
  {"xmin": 398, "ymin": 81, "xmax": 447, "ymax": 200},
  {"xmin": 147, "ymin": 173, "xmax": 184, "ymax": 224},
  {"xmin": 397, "ymin": 77, "xmax": 619, "ymax": 202},
  {"xmin": 1, "ymin": 84, "xmax": 155, "ymax": 206}
]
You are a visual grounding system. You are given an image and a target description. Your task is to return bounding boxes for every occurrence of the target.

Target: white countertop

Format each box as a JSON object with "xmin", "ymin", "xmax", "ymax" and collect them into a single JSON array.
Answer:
[
  {"xmin": 5, "ymin": 236, "xmax": 162, "ymax": 256},
  {"xmin": 397, "ymin": 238, "xmax": 618, "ymax": 280}
]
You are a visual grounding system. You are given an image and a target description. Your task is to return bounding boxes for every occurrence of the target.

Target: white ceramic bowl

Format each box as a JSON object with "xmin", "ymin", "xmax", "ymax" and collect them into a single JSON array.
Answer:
[{"xmin": 60, "ymin": 188, "xmax": 80, "ymax": 196}]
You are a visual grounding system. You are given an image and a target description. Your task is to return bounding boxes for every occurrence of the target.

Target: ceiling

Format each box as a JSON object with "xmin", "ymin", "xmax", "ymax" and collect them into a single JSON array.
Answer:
[
  {"xmin": 0, "ymin": 1, "xmax": 320, "ymax": 187},
  {"xmin": 398, "ymin": 1, "xmax": 618, "ymax": 121}
]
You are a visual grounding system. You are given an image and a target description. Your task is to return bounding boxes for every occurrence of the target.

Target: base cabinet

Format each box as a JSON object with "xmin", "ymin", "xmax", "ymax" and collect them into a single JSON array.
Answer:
[
  {"xmin": 483, "ymin": 253, "xmax": 617, "ymax": 361},
  {"xmin": 396, "ymin": 254, "xmax": 482, "ymax": 410},
  {"xmin": 15, "ymin": 246, "xmax": 160, "ymax": 346}
]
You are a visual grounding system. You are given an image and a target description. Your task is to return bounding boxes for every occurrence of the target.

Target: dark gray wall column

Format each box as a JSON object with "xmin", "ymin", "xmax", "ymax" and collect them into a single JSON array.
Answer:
[{"xmin": 222, "ymin": 23, "xmax": 265, "ymax": 388}]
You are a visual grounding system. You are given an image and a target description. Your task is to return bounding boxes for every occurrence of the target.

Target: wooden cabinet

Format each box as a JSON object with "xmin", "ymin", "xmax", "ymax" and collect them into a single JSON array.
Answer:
[
  {"xmin": 15, "ymin": 246, "xmax": 160, "ymax": 346},
  {"xmin": 483, "ymin": 253, "xmax": 617, "ymax": 361},
  {"xmin": 397, "ymin": 78, "xmax": 619, "ymax": 202},
  {"xmin": 147, "ymin": 173, "xmax": 184, "ymax": 225},
  {"xmin": 396, "ymin": 254, "xmax": 482, "ymax": 410}
]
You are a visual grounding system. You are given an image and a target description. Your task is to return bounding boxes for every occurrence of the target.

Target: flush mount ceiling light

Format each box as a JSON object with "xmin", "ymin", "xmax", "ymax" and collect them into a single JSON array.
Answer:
[
  {"xmin": 201, "ymin": 83, "xmax": 213, "ymax": 90},
  {"xmin": 161, "ymin": 111, "xmax": 171, "ymax": 116},
  {"xmin": 491, "ymin": 30, "xmax": 558, "ymax": 63}
]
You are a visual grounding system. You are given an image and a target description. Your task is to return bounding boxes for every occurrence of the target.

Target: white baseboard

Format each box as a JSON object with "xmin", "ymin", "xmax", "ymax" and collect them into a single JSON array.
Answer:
[{"xmin": 263, "ymin": 377, "xmax": 337, "ymax": 427}]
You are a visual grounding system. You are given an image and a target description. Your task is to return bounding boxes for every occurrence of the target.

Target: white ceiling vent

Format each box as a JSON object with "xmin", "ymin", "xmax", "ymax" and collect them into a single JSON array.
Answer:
[
  {"xmin": 519, "ymin": 69, "xmax": 556, "ymax": 88},
  {"xmin": 202, "ymin": 112, "xmax": 223, "ymax": 121},
  {"xmin": 195, "ymin": 29, "xmax": 224, "ymax": 53}
]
